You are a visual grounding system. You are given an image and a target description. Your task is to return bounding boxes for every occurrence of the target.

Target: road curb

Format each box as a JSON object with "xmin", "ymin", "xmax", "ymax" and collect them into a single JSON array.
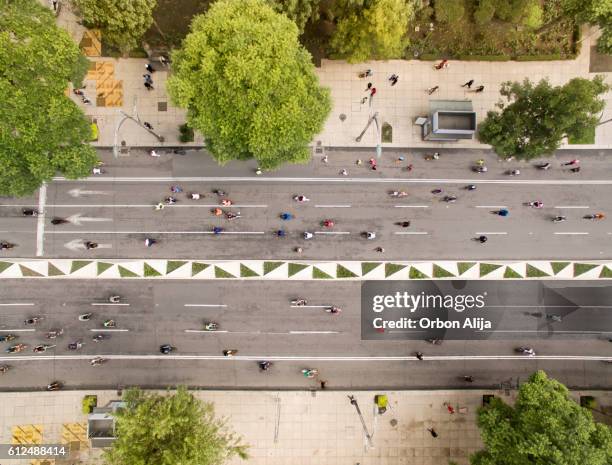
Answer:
[{"xmin": 1, "ymin": 259, "xmax": 611, "ymax": 279}]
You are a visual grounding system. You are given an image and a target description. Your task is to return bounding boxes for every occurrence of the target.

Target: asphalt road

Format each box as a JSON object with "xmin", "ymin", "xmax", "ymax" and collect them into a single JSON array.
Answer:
[
  {"xmin": 1, "ymin": 178, "xmax": 611, "ymax": 260},
  {"xmin": 0, "ymin": 281, "xmax": 610, "ymax": 391}
]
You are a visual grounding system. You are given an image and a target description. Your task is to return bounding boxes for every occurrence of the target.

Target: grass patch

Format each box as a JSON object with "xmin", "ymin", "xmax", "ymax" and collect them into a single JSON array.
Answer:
[
  {"xmin": 504, "ymin": 267, "xmax": 522, "ymax": 278},
  {"xmin": 264, "ymin": 261, "xmax": 284, "ymax": 275},
  {"xmin": 288, "ymin": 263, "xmax": 308, "ymax": 277},
  {"xmin": 240, "ymin": 264, "xmax": 259, "ymax": 277},
  {"xmin": 432, "ymin": 264, "xmax": 455, "ymax": 278},
  {"xmin": 144, "ymin": 263, "xmax": 162, "ymax": 277},
  {"xmin": 457, "ymin": 262, "xmax": 476, "ymax": 275},
  {"xmin": 600, "ymin": 266, "xmax": 612, "ymax": 278},
  {"xmin": 312, "ymin": 267, "xmax": 333, "ymax": 279},
  {"xmin": 82, "ymin": 395, "xmax": 97, "ymax": 414},
  {"xmin": 191, "ymin": 262, "xmax": 209, "ymax": 276},
  {"xmin": 385, "ymin": 263, "xmax": 406, "ymax": 277},
  {"xmin": 118, "ymin": 265, "xmax": 138, "ymax": 278},
  {"xmin": 362, "ymin": 262, "xmax": 381, "ymax": 275},
  {"xmin": 70, "ymin": 260, "xmax": 91, "ymax": 274},
  {"xmin": 19, "ymin": 265, "xmax": 43, "ymax": 277},
  {"xmin": 409, "ymin": 267, "xmax": 428, "ymax": 279},
  {"xmin": 573, "ymin": 263, "xmax": 598, "ymax": 277},
  {"xmin": 97, "ymin": 262, "xmax": 113, "ymax": 275},
  {"xmin": 48, "ymin": 263, "xmax": 65, "ymax": 276},
  {"xmin": 568, "ymin": 125, "xmax": 595, "ymax": 144},
  {"xmin": 381, "ymin": 122, "xmax": 392, "ymax": 143},
  {"xmin": 0, "ymin": 261, "xmax": 13, "ymax": 274},
  {"xmin": 166, "ymin": 261, "xmax": 187, "ymax": 274},
  {"xmin": 214, "ymin": 266, "xmax": 235, "ymax": 278},
  {"xmin": 526, "ymin": 264, "xmax": 549, "ymax": 278},
  {"xmin": 551, "ymin": 262, "xmax": 570, "ymax": 275},
  {"xmin": 337, "ymin": 264, "xmax": 357, "ymax": 278},
  {"xmin": 480, "ymin": 263, "xmax": 502, "ymax": 277}
]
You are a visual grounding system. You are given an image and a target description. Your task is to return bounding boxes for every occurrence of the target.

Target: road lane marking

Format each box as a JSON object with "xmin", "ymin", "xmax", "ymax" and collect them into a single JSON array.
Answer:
[
  {"xmin": 394, "ymin": 205, "xmax": 429, "ymax": 208},
  {"xmin": 314, "ymin": 205, "xmax": 351, "ymax": 208},
  {"xmin": 91, "ymin": 303, "xmax": 130, "ymax": 306},
  {"xmin": 1, "ymin": 204, "xmax": 267, "ymax": 208},
  {"xmin": 184, "ymin": 330, "xmax": 339, "ymax": 335},
  {"xmin": 554, "ymin": 206, "xmax": 589, "ymax": 209},
  {"xmin": 290, "ymin": 305, "xmax": 329, "ymax": 308},
  {"xmin": 394, "ymin": 232, "xmax": 429, "ymax": 235},
  {"xmin": 475, "ymin": 232, "xmax": 508, "ymax": 235},
  {"xmin": 314, "ymin": 231, "xmax": 350, "ymax": 235},
  {"xmin": 475, "ymin": 205, "xmax": 507, "ymax": 208},
  {"xmin": 1, "ymin": 355, "xmax": 610, "ymax": 362},
  {"xmin": 184, "ymin": 304, "xmax": 227, "ymax": 308},
  {"xmin": 185, "ymin": 330, "xmax": 230, "ymax": 333},
  {"xmin": 89, "ymin": 329, "xmax": 130, "ymax": 332},
  {"xmin": 0, "ymin": 329, "xmax": 35, "ymax": 332},
  {"xmin": 36, "ymin": 183, "xmax": 47, "ymax": 257},
  {"xmin": 50, "ymin": 231, "xmax": 266, "ymax": 235},
  {"xmin": 289, "ymin": 331, "xmax": 340, "ymax": 334},
  {"xmin": 51, "ymin": 176, "xmax": 612, "ymax": 185},
  {"xmin": 0, "ymin": 303, "xmax": 35, "ymax": 306},
  {"xmin": 554, "ymin": 232, "xmax": 589, "ymax": 235}
]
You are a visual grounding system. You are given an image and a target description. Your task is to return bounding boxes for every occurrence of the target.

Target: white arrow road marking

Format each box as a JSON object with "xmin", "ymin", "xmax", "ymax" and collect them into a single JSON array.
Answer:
[
  {"xmin": 68, "ymin": 188, "xmax": 112, "ymax": 197},
  {"xmin": 64, "ymin": 239, "xmax": 112, "ymax": 250},
  {"xmin": 67, "ymin": 214, "xmax": 113, "ymax": 225}
]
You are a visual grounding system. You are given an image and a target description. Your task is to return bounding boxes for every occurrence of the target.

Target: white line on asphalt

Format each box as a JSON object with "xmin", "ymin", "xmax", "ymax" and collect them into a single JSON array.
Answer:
[
  {"xmin": 0, "ymin": 303, "xmax": 35, "ymax": 306},
  {"xmin": 48, "ymin": 231, "xmax": 266, "ymax": 235},
  {"xmin": 314, "ymin": 205, "xmax": 352, "ymax": 208},
  {"xmin": 51, "ymin": 176, "xmax": 612, "ymax": 185},
  {"xmin": 554, "ymin": 206, "xmax": 589, "ymax": 209},
  {"xmin": 184, "ymin": 304, "xmax": 227, "ymax": 308},
  {"xmin": 475, "ymin": 232, "xmax": 508, "ymax": 235},
  {"xmin": 290, "ymin": 305, "xmax": 328, "ymax": 308},
  {"xmin": 393, "ymin": 205, "xmax": 429, "ymax": 208},
  {"xmin": 0, "ymin": 329, "xmax": 35, "ymax": 332},
  {"xmin": 185, "ymin": 330, "xmax": 230, "ymax": 333},
  {"xmin": 554, "ymin": 232, "xmax": 589, "ymax": 235},
  {"xmin": 36, "ymin": 183, "xmax": 47, "ymax": 257},
  {"xmin": 475, "ymin": 205, "xmax": 507, "ymax": 209},
  {"xmin": 394, "ymin": 232, "xmax": 429, "ymax": 235},
  {"xmin": 91, "ymin": 303, "xmax": 130, "ymax": 306},
  {"xmin": 289, "ymin": 331, "xmax": 340, "ymax": 334},
  {"xmin": 314, "ymin": 231, "xmax": 350, "ymax": 235},
  {"xmin": 1, "ymin": 354, "xmax": 610, "ymax": 362},
  {"xmin": 89, "ymin": 329, "xmax": 130, "ymax": 332},
  {"xmin": 1, "ymin": 204, "xmax": 267, "ymax": 208},
  {"xmin": 184, "ymin": 330, "xmax": 339, "ymax": 335}
]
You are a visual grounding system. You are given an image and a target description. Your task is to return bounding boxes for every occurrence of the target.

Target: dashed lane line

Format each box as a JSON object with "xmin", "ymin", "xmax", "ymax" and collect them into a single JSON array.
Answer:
[
  {"xmin": 91, "ymin": 303, "xmax": 130, "ymax": 306},
  {"xmin": 184, "ymin": 304, "xmax": 227, "ymax": 308},
  {"xmin": 0, "ymin": 204, "xmax": 268, "ymax": 208},
  {"xmin": 314, "ymin": 205, "xmax": 352, "ymax": 208},
  {"xmin": 475, "ymin": 232, "xmax": 508, "ymax": 235},
  {"xmin": 394, "ymin": 205, "xmax": 429, "ymax": 208},
  {"xmin": 89, "ymin": 329, "xmax": 130, "ymax": 332},
  {"xmin": 0, "ymin": 303, "xmax": 35, "ymax": 306},
  {"xmin": 184, "ymin": 330, "xmax": 340, "ymax": 335},
  {"xmin": 48, "ymin": 231, "xmax": 266, "ymax": 235},
  {"xmin": 394, "ymin": 232, "xmax": 429, "ymax": 235},
  {"xmin": 554, "ymin": 232, "xmax": 589, "ymax": 235},
  {"xmin": 554, "ymin": 206, "xmax": 589, "ymax": 209},
  {"xmin": 314, "ymin": 231, "xmax": 350, "ymax": 235}
]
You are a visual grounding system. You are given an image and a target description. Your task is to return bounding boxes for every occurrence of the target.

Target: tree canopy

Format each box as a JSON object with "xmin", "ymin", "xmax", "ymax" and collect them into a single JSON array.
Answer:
[
  {"xmin": 167, "ymin": 0, "xmax": 331, "ymax": 170},
  {"xmin": 474, "ymin": 0, "xmax": 542, "ymax": 28},
  {"xmin": 72, "ymin": 0, "xmax": 157, "ymax": 52},
  {"xmin": 478, "ymin": 76, "xmax": 609, "ymax": 159},
  {"xmin": 104, "ymin": 387, "xmax": 247, "ymax": 465},
  {"xmin": 267, "ymin": 0, "xmax": 321, "ymax": 33},
  {"xmin": 0, "ymin": 0, "xmax": 97, "ymax": 196},
  {"xmin": 472, "ymin": 371, "xmax": 612, "ymax": 465},
  {"xmin": 330, "ymin": 0, "xmax": 413, "ymax": 63}
]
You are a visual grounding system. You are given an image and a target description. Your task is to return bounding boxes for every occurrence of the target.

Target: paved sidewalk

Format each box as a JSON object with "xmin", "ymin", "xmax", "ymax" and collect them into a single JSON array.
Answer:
[{"xmin": 1, "ymin": 259, "xmax": 612, "ymax": 280}]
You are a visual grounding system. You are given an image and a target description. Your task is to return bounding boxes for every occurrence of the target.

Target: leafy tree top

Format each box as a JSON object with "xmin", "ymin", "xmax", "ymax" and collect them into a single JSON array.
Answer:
[
  {"xmin": 0, "ymin": 0, "xmax": 97, "ymax": 196},
  {"xmin": 472, "ymin": 370, "xmax": 612, "ymax": 465},
  {"xmin": 167, "ymin": 0, "xmax": 331, "ymax": 169},
  {"xmin": 268, "ymin": 0, "xmax": 321, "ymax": 33},
  {"xmin": 104, "ymin": 387, "xmax": 248, "ymax": 465},
  {"xmin": 72, "ymin": 0, "xmax": 157, "ymax": 52}
]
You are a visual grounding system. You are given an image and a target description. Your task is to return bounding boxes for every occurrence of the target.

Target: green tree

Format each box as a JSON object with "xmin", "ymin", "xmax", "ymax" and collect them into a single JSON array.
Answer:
[
  {"xmin": 0, "ymin": 0, "xmax": 97, "ymax": 197},
  {"xmin": 267, "ymin": 0, "xmax": 321, "ymax": 33},
  {"xmin": 472, "ymin": 371, "xmax": 612, "ymax": 465},
  {"xmin": 478, "ymin": 76, "xmax": 609, "ymax": 159},
  {"xmin": 474, "ymin": 0, "xmax": 542, "ymax": 28},
  {"xmin": 330, "ymin": 0, "xmax": 413, "ymax": 62},
  {"xmin": 72, "ymin": 0, "xmax": 157, "ymax": 53},
  {"xmin": 537, "ymin": 0, "xmax": 612, "ymax": 54},
  {"xmin": 104, "ymin": 387, "xmax": 247, "ymax": 465},
  {"xmin": 435, "ymin": 0, "xmax": 465, "ymax": 24},
  {"xmin": 167, "ymin": 0, "xmax": 331, "ymax": 170}
]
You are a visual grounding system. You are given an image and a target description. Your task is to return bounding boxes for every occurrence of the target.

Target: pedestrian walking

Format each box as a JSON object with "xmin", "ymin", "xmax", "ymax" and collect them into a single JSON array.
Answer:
[
  {"xmin": 155, "ymin": 203, "xmax": 164, "ymax": 211},
  {"xmin": 322, "ymin": 155, "xmax": 328, "ymax": 163},
  {"xmin": 365, "ymin": 82, "xmax": 373, "ymax": 91},
  {"xmin": 145, "ymin": 63, "xmax": 155, "ymax": 73},
  {"xmin": 361, "ymin": 97, "xmax": 368, "ymax": 104},
  {"xmin": 434, "ymin": 59, "xmax": 448, "ymax": 70},
  {"xmin": 144, "ymin": 82, "xmax": 154, "ymax": 91},
  {"xmin": 427, "ymin": 428, "xmax": 438, "ymax": 438},
  {"xmin": 255, "ymin": 167, "xmax": 262, "ymax": 175},
  {"xmin": 159, "ymin": 55, "xmax": 168, "ymax": 67},
  {"xmin": 416, "ymin": 352, "xmax": 424, "ymax": 360},
  {"xmin": 473, "ymin": 85, "xmax": 485, "ymax": 93},
  {"xmin": 339, "ymin": 169, "xmax": 348, "ymax": 176},
  {"xmin": 370, "ymin": 87, "xmax": 377, "ymax": 97},
  {"xmin": 143, "ymin": 122, "xmax": 153, "ymax": 130},
  {"xmin": 406, "ymin": 164, "xmax": 413, "ymax": 172},
  {"xmin": 396, "ymin": 155, "xmax": 405, "ymax": 163},
  {"xmin": 320, "ymin": 380, "xmax": 327, "ymax": 389},
  {"xmin": 82, "ymin": 97, "xmax": 91, "ymax": 105},
  {"xmin": 356, "ymin": 159, "xmax": 363, "ymax": 166},
  {"xmin": 144, "ymin": 238, "xmax": 156, "ymax": 247},
  {"xmin": 358, "ymin": 69, "xmax": 373, "ymax": 78},
  {"xmin": 389, "ymin": 74, "xmax": 399, "ymax": 86},
  {"xmin": 143, "ymin": 73, "xmax": 153, "ymax": 83},
  {"xmin": 375, "ymin": 247, "xmax": 385, "ymax": 253},
  {"xmin": 149, "ymin": 150, "xmax": 160, "ymax": 157},
  {"xmin": 562, "ymin": 159, "xmax": 579, "ymax": 166},
  {"xmin": 444, "ymin": 402, "xmax": 455, "ymax": 414},
  {"xmin": 51, "ymin": 0, "xmax": 58, "ymax": 11},
  {"xmin": 427, "ymin": 86, "xmax": 439, "ymax": 95},
  {"xmin": 461, "ymin": 79, "xmax": 474, "ymax": 88},
  {"xmin": 463, "ymin": 375, "xmax": 474, "ymax": 382}
]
